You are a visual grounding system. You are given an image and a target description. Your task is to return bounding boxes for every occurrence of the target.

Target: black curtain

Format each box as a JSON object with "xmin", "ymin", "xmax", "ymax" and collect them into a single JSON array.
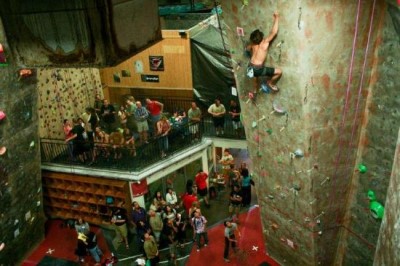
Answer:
[{"xmin": 191, "ymin": 26, "xmax": 236, "ymax": 109}]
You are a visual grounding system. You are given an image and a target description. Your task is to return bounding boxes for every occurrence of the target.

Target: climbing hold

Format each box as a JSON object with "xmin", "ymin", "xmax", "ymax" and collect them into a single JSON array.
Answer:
[
  {"xmin": 0, "ymin": 242, "xmax": 4, "ymax": 251},
  {"xmin": 19, "ymin": 69, "xmax": 33, "ymax": 79},
  {"xmin": 0, "ymin": 43, "xmax": 7, "ymax": 66},
  {"xmin": 272, "ymin": 100, "xmax": 287, "ymax": 114},
  {"xmin": 367, "ymin": 190, "xmax": 384, "ymax": 219},
  {"xmin": 293, "ymin": 149, "xmax": 304, "ymax": 157},
  {"xmin": 246, "ymin": 92, "xmax": 257, "ymax": 104},
  {"xmin": 236, "ymin": 27, "xmax": 244, "ymax": 37},
  {"xmin": 266, "ymin": 129, "xmax": 273, "ymax": 135},
  {"xmin": 243, "ymin": 0, "xmax": 249, "ymax": 5},
  {"xmin": 260, "ymin": 83, "xmax": 271, "ymax": 94},
  {"xmin": 246, "ymin": 67, "xmax": 254, "ymax": 78},
  {"xmin": 358, "ymin": 163, "xmax": 367, "ymax": 173},
  {"xmin": 0, "ymin": 111, "xmax": 6, "ymax": 121},
  {"xmin": 251, "ymin": 115, "xmax": 266, "ymax": 128},
  {"xmin": 0, "ymin": 147, "xmax": 6, "ymax": 156},
  {"xmin": 29, "ymin": 141, "xmax": 35, "ymax": 148}
]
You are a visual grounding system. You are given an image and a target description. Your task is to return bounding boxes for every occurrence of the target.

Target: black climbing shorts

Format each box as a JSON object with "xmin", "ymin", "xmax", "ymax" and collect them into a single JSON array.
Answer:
[{"xmin": 249, "ymin": 65, "xmax": 275, "ymax": 77}]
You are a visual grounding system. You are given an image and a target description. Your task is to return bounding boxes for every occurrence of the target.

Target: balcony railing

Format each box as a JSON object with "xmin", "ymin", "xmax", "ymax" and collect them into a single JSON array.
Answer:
[{"xmin": 40, "ymin": 118, "xmax": 246, "ymax": 171}]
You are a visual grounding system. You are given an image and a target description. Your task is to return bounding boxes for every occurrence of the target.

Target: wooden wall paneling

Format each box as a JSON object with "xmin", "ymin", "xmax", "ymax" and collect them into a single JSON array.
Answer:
[{"xmin": 100, "ymin": 30, "xmax": 193, "ymax": 90}]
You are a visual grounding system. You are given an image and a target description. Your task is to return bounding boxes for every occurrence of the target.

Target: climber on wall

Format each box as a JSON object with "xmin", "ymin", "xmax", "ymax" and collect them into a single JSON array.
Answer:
[{"xmin": 247, "ymin": 11, "xmax": 282, "ymax": 92}]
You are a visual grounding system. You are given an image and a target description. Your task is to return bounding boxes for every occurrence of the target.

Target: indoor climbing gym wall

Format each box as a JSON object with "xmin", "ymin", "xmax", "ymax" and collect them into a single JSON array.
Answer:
[
  {"xmin": 37, "ymin": 68, "xmax": 103, "ymax": 139},
  {"xmin": 220, "ymin": 0, "xmax": 400, "ymax": 265},
  {"xmin": 374, "ymin": 129, "xmax": 400, "ymax": 266},
  {"xmin": 339, "ymin": 1, "xmax": 400, "ymax": 265},
  {"xmin": 0, "ymin": 19, "xmax": 45, "ymax": 264}
]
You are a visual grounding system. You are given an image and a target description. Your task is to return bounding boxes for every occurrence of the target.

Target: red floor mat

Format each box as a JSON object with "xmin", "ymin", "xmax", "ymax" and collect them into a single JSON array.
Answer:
[
  {"xmin": 22, "ymin": 220, "xmax": 111, "ymax": 265},
  {"xmin": 186, "ymin": 206, "xmax": 279, "ymax": 266}
]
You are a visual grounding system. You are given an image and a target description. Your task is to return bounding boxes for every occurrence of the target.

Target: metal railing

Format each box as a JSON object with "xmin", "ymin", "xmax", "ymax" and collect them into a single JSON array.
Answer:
[
  {"xmin": 40, "ymin": 118, "xmax": 246, "ymax": 171},
  {"xmin": 41, "ymin": 122, "xmax": 201, "ymax": 171}
]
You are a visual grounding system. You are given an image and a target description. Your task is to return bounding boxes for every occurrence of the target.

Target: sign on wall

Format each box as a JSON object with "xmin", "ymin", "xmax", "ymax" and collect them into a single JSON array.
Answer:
[
  {"xmin": 149, "ymin": 56, "xmax": 164, "ymax": 71},
  {"xmin": 141, "ymin": 74, "xmax": 160, "ymax": 83}
]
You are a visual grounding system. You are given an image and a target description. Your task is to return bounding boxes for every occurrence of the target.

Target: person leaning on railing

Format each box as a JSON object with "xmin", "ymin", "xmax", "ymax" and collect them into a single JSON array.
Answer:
[{"xmin": 188, "ymin": 101, "xmax": 202, "ymax": 140}]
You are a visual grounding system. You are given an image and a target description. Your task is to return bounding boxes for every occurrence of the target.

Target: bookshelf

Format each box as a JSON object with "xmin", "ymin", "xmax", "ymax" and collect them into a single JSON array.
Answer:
[{"xmin": 42, "ymin": 171, "xmax": 131, "ymax": 225}]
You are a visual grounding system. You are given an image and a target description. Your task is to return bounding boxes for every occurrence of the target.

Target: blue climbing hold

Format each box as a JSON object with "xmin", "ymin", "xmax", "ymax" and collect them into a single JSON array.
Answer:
[{"xmin": 260, "ymin": 83, "xmax": 271, "ymax": 93}]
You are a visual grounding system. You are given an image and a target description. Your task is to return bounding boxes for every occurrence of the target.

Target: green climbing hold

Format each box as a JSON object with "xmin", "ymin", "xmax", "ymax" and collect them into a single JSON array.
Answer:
[
  {"xmin": 367, "ymin": 190, "xmax": 384, "ymax": 219},
  {"xmin": 266, "ymin": 129, "xmax": 272, "ymax": 135},
  {"xmin": 358, "ymin": 163, "xmax": 367, "ymax": 173}
]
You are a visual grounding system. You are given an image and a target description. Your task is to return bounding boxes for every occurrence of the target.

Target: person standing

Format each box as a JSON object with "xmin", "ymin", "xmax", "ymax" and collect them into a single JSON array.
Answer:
[
  {"xmin": 188, "ymin": 101, "xmax": 202, "ymax": 139},
  {"xmin": 74, "ymin": 217, "xmax": 90, "ymax": 234},
  {"xmin": 208, "ymin": 98, "xmax": 226, "ymax": 136},
  {"xmin": 65, "ymin": 118, "xmax": 87, "ymax": 162},
  {"xmin": 228, "ymin": 100, "xmax": 242, "ymax": 137},
  {"xmin": 63, "ymin": 119, "xmax": 74, "ymax": 160},
  {"xmin": 195, "ymin": 170, "xmax": 210, "ymax": 208},
  {"xmin": 143, "ymin": 232, "xmax": 160, "ymax": 266},
  {"xmin": 219, "ymin": 149, "xmax": 234, "ymax": 178},
  {"xmin": 111, "ymin": 204, "xmax": 129, "ymax": 249},
  {"xmin": 165, "ymin": 188, "xmax": 178, "ymax": 208},
  {"xmin": 125, "ymin": 96, "xmax": 137, "ymax": 132},
  {"xmin": 191, "ymin": 210, "xmax": 209, "ymax": 252},
  {"xmin": 146, "ymin": 98, "xmax": 164, "ymax": 137},
  {"xmin": 247, "ymin": 12, "xmax": 282, "ymax": 92},
  {"xmin": 229, "ymin": 185, "xmax": 243, "ymax": 222},
  {"xmin": 75, "ymin": 232, "xmax": 88, "ymax": 263},
  {"xmin": 131, "ymin": 201, "xmax": 148, "ymax": 250},
  {"xmin": 156, "ymin": 115, "xmax": 171, "ymax": 158},
  {"xmin": 134, "ymin": 101, "xmax": 150, "ymax": 144},
  {"xmin": 86, "ymin": 231, "xmax": 103, "ymax": 265},
  {"xmin": 223, "ymin": 220, "xmax": 241, "ymax": 263},
  {"xmin": 241, "ymin": 168, "xmax": 252, "ymax": 206},
  {"xmin": 164, "ymin": 218, "xmax": 178, "ymax": 261},
  {"xmin": 148, "ymin": 210, "xmax": 163, "ymax": 243},
  {"xmin": 100, "ymin": 99, "xmax": 116, "ymax": 133},
  {"xmin": 181, "ymin": 190, "xmax": 198, "ymax": 216},
  {"xmin": 94, "ymin": 93, "xmax": 103, "ymax": 116}
]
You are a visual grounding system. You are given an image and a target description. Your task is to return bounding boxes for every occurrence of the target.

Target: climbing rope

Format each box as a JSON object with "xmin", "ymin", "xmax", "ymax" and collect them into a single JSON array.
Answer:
[
  {"xmin": 337, "ymin": 0, "xmax": 377, "ymax": 223},
  {"xmin": 328, "ymin": 0, "xmax": 362, "ymax": 223}
]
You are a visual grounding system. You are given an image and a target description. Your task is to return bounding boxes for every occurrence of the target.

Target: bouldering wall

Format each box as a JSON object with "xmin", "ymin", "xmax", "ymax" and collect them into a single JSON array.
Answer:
[
  {"xmin": 220, "ymin": 0, "xmax": 394, "ymax": 265},
  {"xmin": 0, "ymin": 18, "xmax": 45, "ymax": 264},
  {"xmin": 37, "ymin": 68, "xmax": 103, "ymax": 139}
]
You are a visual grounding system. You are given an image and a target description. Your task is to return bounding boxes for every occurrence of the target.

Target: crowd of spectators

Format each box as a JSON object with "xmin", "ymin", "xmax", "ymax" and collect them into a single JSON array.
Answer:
[{"xmin": 63, "ymin": 94, "xmax": 203, "ymax": 165}]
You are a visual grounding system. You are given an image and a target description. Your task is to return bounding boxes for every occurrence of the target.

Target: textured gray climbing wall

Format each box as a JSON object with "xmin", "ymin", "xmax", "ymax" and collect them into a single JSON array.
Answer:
[
  {"xmin": 37, "ymin": 68, "xmax": 103, "ymax": 139},
  {"xmin": 220, "ymin": 0, "xmax": 398, "ymax": 265},
  {"xmin": 341, "ymin": 2, "xmax": 400, "ymax": 265},
  {"xmin": 0, "ymin": 18, "xmax": 45, "ymax": 264},
  {"xmin": 374, "ymin": 130, "xmax": 400, "ymax": 266}
]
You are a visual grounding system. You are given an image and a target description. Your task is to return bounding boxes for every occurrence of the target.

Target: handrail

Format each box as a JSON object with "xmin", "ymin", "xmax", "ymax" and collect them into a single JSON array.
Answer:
[{"xmin": 40, "ymin": 119, "xmax": 246, "ymax": 171}]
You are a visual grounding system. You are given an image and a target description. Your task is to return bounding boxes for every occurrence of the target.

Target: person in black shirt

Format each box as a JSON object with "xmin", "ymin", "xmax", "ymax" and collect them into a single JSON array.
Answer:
[
  {"xmin": 65, "ymin": 118, "xmax": 87, "ymax": 162},
  {"xmin": 111, "ymin": 205, "xmax": 129, "ymax": 249},
  {"xmin": 229, "ymin": 185, "xmax": 243, "ymax": 223},
  {"xmin": 86, "ymin": 231, "xmax": 103, "ymax": 265},
  {"xmin": 229, "ymin": 100, "xmax": 242, "ymax": 137},
  {"xmin": 100, "ymin": 99, "xmax": 116, "ymax": 133}
]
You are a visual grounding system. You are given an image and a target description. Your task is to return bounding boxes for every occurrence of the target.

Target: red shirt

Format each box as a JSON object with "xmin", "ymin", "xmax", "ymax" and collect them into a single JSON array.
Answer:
[
  {"xmin": 195, "ymin": 172, "xmax": 208, "ymax": 190},
  {"xmin": 182, "ymin": 193, "xmax": 198, "ymax": 214},
  {"xmin": 147, "ymin": 101, "xmax": 162, "ymax": 116}
]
